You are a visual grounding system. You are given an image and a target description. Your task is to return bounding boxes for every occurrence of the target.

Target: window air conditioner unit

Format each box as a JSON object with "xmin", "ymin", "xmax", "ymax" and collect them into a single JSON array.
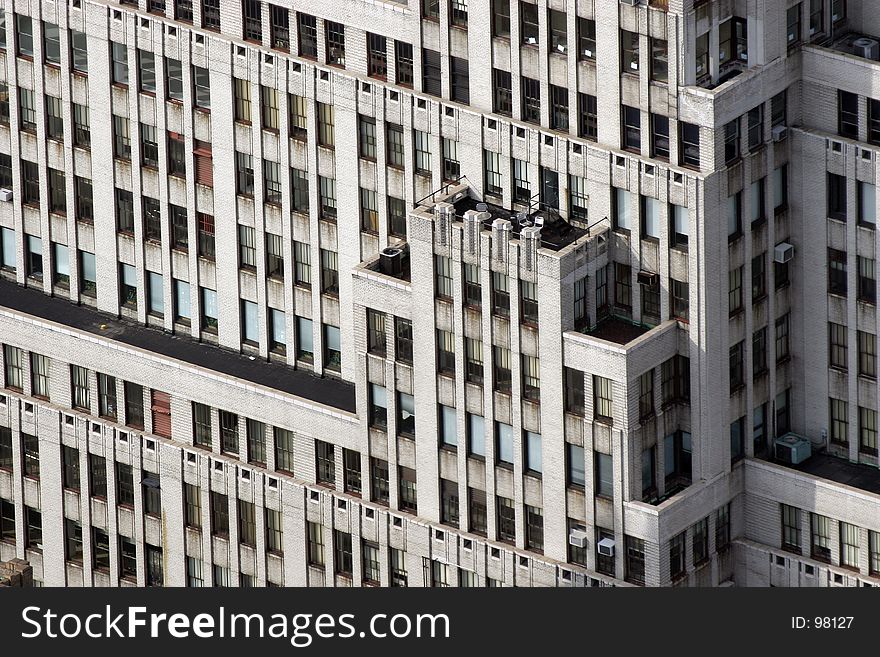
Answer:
[
  {"xmin": 568, "ymin": 529, "xmax": 589, "ymax": 548},
  {"xmin": 774, "ymin": 242, "xmax": 794, "ymax": 263},
  {"xmin": 771, "ymin": 125, "xmax": 788, "ymax": 142},
  {"xmin": 637, "ymin": 270, "xmax": 659, "ymax": 286},
  {"xmin": 619, "ymin": 0, "xmax": 639, "ymax": 5},
  {"xmin": 597, "ymin": 537, "xmax": 615, "ymax": 557},
  {"xmin": 774, "ymin": 433, "xmax": 812, "ymax": 465},
  {"xmin": 0, "ymin": 188, "xmax": 12, "ymax": 202}
]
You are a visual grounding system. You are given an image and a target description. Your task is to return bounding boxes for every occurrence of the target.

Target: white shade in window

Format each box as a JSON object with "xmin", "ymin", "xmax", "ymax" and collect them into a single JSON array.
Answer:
[
  {"xmin": 202, "ymin": 288, "xmax": 218, "ymax": 318},
  {"xmin": 175, "ymin": 280, "xmax": 191, "ymax": 319},
  {"xmin": 441, "ymin": 404, "xmax": 457, "ymax": 446},
  {"xmin": 81, "ymin": 251, "xmax": 96, "ymax": 281},
  {"xmin": 496, "ymin": 422, "xmax": 513, "ymax": 463},
  {"xmin": 615, "ymin": 188, "xmax": 630, "ymax": 230},
  {"xmin": 325, "ymin": 324, "xmax": 341, "ymax": 351},
  {"xmin": 53, "ymin": 243, "xmax": 69, "ymax": 276},
  {"xmin": 121, "ymin": 263, "xmax": 136, "ymax": 286},
  {"xmin": 370, "ymin": 384, "xmax": 387, "ymax": 408},
  {"xmin": 526, "ymin": 430, "xmax": 542, "ymax": 473},
  {"xmin": 1, "ymin": 227, "xmax": 16, "ymax": 268},
  {"xmin": 673, "ymin": 204, "xmax": 689, "ymax": 236},
  {"xmin": 297, "ymin": 316, "xmax": 313, "ymax": 353},
  {"xmin": 242, "ymin": 300, "xmax": 258, "ymax": 342},
  {"xmin": 148, "ymin": 272, "xmax": 163, "ymax": 314},
  {"xmin": 27, "ymin": 235, "xmax": 42, "ymax": 256},
  {"xmin": 468, "ymin": 414, "xmax": 485, "ymax": 456},
  {"xmin": 643, "ymin": 196, "xmax": 660, "ymax": 238},
  {"xmin": 270, "ymin": 308, "xmax": 286, "ymax": 345},
  {"xmin": 861, "ymin": 182, "xmax": 876, "ymax": 225}
]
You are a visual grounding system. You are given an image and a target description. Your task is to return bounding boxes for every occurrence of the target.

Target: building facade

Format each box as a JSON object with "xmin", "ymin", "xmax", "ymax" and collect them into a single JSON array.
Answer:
[{"xmin": 0, "ymin": 0, "xmax": 879, "ymax": 587}]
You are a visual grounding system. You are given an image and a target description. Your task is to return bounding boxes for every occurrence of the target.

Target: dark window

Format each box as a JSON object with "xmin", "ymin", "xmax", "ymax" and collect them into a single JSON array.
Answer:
[
  {"xmin": 838, "ymin": 90, "xmax": 859, "ymax": 139},
  {"xmin": 116, "ymin": 463, "xmax": 135, "ymax": 507},
  {"xmin": 211, "ymin": 492, "xmax": 229, "ymax": 536},
  {"xmin": 858, "ymin": 256, "xmax": 876, "ymax": 303},
  {"xmin": 125, "ymin": 381, "xmax": 145, "ymax": 429},
  {"xmin": 828, "ymin": 248, "xmax": 848, "ymax": 296},
  {"xmin": 367, "ymin": 33, "xmax": 387, "ymax": 79},
  {"xmin": 827, "ymin": 172, "xmax": 847, "ymax": 220},
  {"xmin": 870, "ymin": 99, "xmax": 880, "ymax": 146},
  {"xmin": 747, "ymin": 105, "xmax": 764, "ymax": 150},
  {"xmin": 810, "ymin": 513, "xmax": 832, "ymax": 562},
  {"xmin": 621, "ymin": 29, "xmax": 639, "ymax": 72},
  {"xmin": 371, "ymin": 458, "xmax": 389, "ymax": 504},
  {"xmin": 493, "ymin": 69, "xmax": 512, "ymax": 116},
  {"xmin": 578, "ymin": 93, "xmax": 597, "ymax": 141},
  {"xmin": 492, "ymin": 272, "xmax": 510, "ymax": 316},
  {"xmin": 679, "ymin": 122, "xmax": 700, "ymax": 168},
  {"xmin": 422, "ymin": 48, "xmax": 441, "ymax": 97},
  {"xmin": 577, "ymin": 17, "xmax": 596, "ymax": 60},
  {"xmin": 142, "ymin": 470, "xmax": 161, "ymax": 517},
  {"xmin": 325, "ymin": 21, "xmax": 345, "ymax": 67},
  {"xmin": 398, "ymin": 466, "xmax": 417, "ymax": 513},
  {"xmin": 492, "ymin": 0, "xmax": 510, "ymax": 37},
  {"xmin": 521, "ymin": 76, "xmax": 540, "ymax": 124},
  {"xmin": 496, "ymin": 496, "xmax": 515, "ymax": 542},
  {"xmin": 670, "ymin": 531, "xmax": 686, "ymax": 579},
  {"xmin": 343, "ymin": 448, "xmax": 362, "ymax": 494},
  {"xmin": 651, "ymin": 38, "xmax": 668, "ymax": 82},
  {"xmin": 440, "ymin": 479, "xmax": 459, "ymax": 526},
  {"xmin": 625, "ymin": 536, "xmax": 646, "ymax": 585},
  {"xmin": 297, "ymin": 13, "xmax": 317, "ymax": 58},
  {"xmin": 520, "ymin": 1, "xmax": 538, "ymax": 45},
  {"xmin": 269, "ymin": 5, "xmax": 289, "ymax": 50},
  {"xmin": 395, "ymin": 41, "xmax": 414, "ymax": 87},
  {"xmin": 724, "ymin": 119, "xmax": 740, "ymax": 164},
  {"xmin": 622, "ymin": 105, "xmax": 641, "ymax": 151},
  {"xmin": 334, "ymin": 530, "xmax": 353, "ymax": 576},
  {"xmin": 451, "ymin": 56, "xmax": 469, "ymax": 104},
  {"xmin": 219, "ymin": 410, "xmax": 239, "ymax": 455},
  {"xmin": 651, "ymin": 114, "xmax": 670, "ymax": 160},
  {"xmin": 395, "ymin": 318, "xmax": 413, "ymax": 363},
  {"xmin": 243, "ymin": 0, "xmax": 262, "ymax": 41},
  {"xmin": 201, "ymin": 0, "xmax": 221, "ymax": 29},
  {"xmin": 65, "ymin": 519, "xmax": 83, "ymax": 563},
  {"xmin": 422, "ymin": 0, "xmax": 440, "ymax": 19},
  {"xmin": 316, "ymin": 440, "xmax": 335, "ymax": 485},
  {"xmin": 550, "ymin": 85, "xmax": 568, "ymax": 130}
]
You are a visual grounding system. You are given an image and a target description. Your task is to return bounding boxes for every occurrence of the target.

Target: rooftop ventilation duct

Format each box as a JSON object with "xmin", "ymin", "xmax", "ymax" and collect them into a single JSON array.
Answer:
[
  {"xmin": 434, "ymin": 202, "xmax": 455, "ymax": 247},
  {"xmin": 463, "ymin": 210, "xmax": 488, "ymax": 256},
  {"xmin": 492, "ymin": 218, "xmax": 512, "ymax": 264},
  {"xmin": 520, "ymin": 226, "xmax": 542, "ymax": 271}
]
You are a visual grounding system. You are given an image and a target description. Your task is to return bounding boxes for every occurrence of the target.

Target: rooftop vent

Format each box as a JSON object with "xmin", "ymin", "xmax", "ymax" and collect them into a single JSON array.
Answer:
[
  {"xmin": 854, "ymin": 37, "xmax": 880, "ymax": 60},
  {"xmin": 379, "ymin": 247, "xmax": 406, "ymax": 277}
]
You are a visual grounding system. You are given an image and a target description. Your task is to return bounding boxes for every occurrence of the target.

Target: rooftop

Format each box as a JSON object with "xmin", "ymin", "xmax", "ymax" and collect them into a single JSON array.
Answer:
[
  {"xmin": 584, "ymin": 315, "xmax": 653, "ymax": 345},
  {"xmin": 0, "ymin": 279, "xmax": 357, "ymax": 414},
  {"xmin": 763, "ymin": 449, "xmax": 880, "ymax": 496},
  {"xmin": 416, "ymin": 178, "xmax": 592, "ymax": 251},
  {"xmin": 829, "ymin": 31, "xmax": 880, "ymax": 63},
  {"xmin": 365, "ymin": 242, "xmax": 411, "ymax": 282}
]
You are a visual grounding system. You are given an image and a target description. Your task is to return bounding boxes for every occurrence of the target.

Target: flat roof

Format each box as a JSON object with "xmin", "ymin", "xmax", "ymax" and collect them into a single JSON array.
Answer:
[
  {"xmin": 585, "ymin": 316, "xmax": 652, "ymax": 345},
  {"xmin": 783, "ymin": 451, "xmax": 880, "ymax": 496},
  {"xmin": 0, "ymin": 279, "xmax": 357, "ymax": 414},
  {"xmin": 452, "ymin": 196, "xmax": 587, "ymax": 251}
]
